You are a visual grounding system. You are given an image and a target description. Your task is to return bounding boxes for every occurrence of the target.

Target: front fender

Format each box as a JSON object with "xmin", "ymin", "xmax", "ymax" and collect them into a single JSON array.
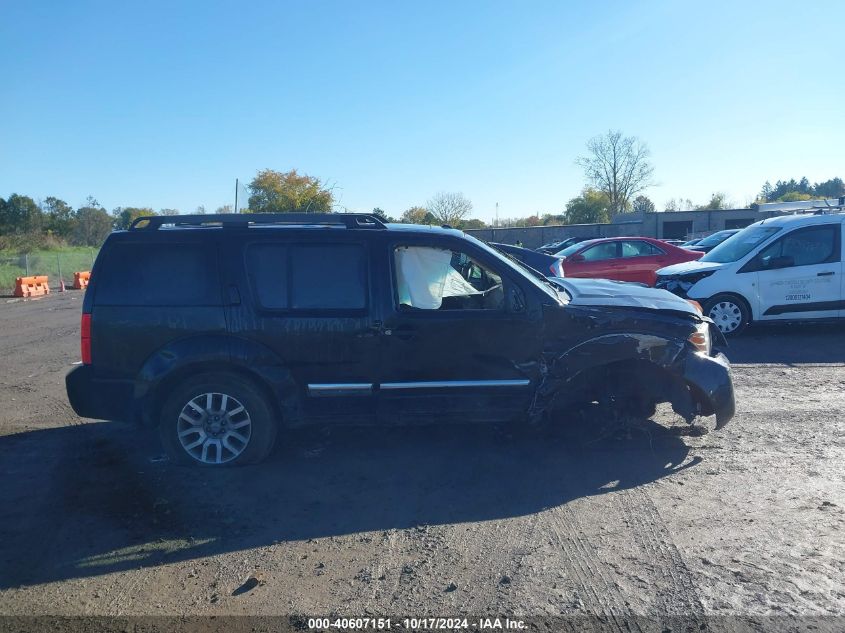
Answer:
[{"xmin": 552, "ymin": 333, "xmax": 687, "ymax": 377}]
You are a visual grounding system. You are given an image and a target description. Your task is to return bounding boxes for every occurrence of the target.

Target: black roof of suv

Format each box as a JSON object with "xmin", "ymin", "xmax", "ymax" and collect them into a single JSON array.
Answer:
[{"xmin": 66, "ymin": 213, "xmax": 735, "ymax": 466}]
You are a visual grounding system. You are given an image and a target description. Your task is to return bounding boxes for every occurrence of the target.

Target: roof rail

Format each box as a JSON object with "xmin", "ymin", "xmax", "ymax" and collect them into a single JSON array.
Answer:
[{"xmin": 128, "ymin": 213, "xmax": 387, "ymax": 231}]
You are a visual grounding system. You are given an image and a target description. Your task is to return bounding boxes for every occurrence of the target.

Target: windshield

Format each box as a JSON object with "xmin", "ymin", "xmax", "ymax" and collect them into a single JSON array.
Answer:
[
  {"xmin": 555, "ymin": 240, "xmax": 596, "ymax": 258},
  {"xmin": 700, "ymin": 226, "xmax": 782, "ymax": 263},
  {"xmin": 696, "ymin": 230, "xmax": 736, "ymax": 247},
  {"xmin": 468, "ymin": 234, "xmax": 562, "ymax": 302}
]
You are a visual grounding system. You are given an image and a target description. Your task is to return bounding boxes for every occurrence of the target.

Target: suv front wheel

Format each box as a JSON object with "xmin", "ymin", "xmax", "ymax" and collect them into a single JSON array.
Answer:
[{"xmin": 159, "ymin": 372, "xmax": 277, "ymax": 466}]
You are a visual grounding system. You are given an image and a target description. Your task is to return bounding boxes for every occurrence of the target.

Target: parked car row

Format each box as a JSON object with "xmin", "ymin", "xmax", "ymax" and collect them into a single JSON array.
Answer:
[
  {"xmin": 498, "ymin": 211, "xmax": 845, "ymax": 336},
  {"xmin": 491, "ymin": 237, "xmax": 703, "ymax": 286}
]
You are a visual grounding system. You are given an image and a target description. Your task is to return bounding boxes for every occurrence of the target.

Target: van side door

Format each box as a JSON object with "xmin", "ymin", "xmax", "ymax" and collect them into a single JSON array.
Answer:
[{"xmin": 750, "ymin": 223, "xmax": 842, "ymax": 321}]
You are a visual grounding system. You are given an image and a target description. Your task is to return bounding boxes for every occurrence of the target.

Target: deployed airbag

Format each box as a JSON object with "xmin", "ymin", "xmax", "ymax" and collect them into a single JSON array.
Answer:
[{"xmin": 395, "ymin": 246, "xmax": 480, "ymax": 309}]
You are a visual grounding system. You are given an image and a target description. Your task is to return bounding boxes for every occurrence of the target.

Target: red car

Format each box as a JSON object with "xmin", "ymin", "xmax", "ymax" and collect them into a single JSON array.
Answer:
[{"xmin": 555, "ymin": 237, "xmax": 703, "ymax": 286}]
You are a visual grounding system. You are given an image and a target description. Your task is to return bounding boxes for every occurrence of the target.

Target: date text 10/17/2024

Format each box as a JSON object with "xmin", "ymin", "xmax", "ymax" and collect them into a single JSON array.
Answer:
[{"xmin": 306, "ymin": 617, "xmax": 527, "ymax": 630}]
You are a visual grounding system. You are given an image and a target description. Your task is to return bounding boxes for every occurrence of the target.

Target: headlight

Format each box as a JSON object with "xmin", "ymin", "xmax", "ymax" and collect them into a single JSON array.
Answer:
[
  {"xmin": 657, "ymin": 269, "xmax": 716, "ymax": 290},
  {"xmin": 688, "ymin": 321, "xmax": 711, "ymax": 354}
]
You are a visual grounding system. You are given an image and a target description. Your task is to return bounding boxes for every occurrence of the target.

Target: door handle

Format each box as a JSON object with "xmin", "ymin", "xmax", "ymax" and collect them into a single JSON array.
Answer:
[
  {"xmin": 817, "ymin": 271, "xmax": 835, "ymax": 277},
  {"xmin": 363, "ymin": 321, "xmax": 392, "ymax": 337}
]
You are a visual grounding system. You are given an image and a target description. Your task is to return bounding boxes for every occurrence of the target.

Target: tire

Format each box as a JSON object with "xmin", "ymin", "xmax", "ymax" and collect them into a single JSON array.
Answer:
[
  {"xmin": 158, "ymin": 372, "xmax": 277, "ymax": 466},
  {"xmin": 704, "ymin": 293, "xmax": 751, "ymax": 336}
]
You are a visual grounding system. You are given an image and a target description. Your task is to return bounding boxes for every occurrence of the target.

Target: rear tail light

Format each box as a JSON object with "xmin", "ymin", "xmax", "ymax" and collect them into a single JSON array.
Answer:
[{"xmin": 81, "ymin": 313, "xmax": 92, "ymax": 364}]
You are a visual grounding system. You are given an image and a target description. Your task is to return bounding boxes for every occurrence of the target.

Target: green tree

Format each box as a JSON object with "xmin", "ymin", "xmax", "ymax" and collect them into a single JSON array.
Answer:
[
  {"xmin": 113, "ymin": 207, "xmax": 156, "ymax": 230},
  {"xmin": 813, "ymin": 177, "xmax": 844, "ymax": 198},
  {"xmin": 541, "ymin": 213, "xmax": 566, "ymax": 225},
  {"xmin": 42, "ymin": 197, "xmax": 75, "ymax": 237},
  {"xmin": 247, "ymin": 168, "xmax": 333, "ymax": 213},
  {"xmin": 631, "ymin": 195, "xmax": 655, "ymax": 213},
  {"xmin": 779, "ymin": 192, "xmax": 812, "ymax": 202},
  {"xmin": 459, "ymin": 218, "xmax": 487, "ymax": 229},
  {"xmin": 371, "ymin": 207, "xmax": 396, "ymax": 222},
  {"xmin": 576, "ymin": 130, "xmax": 654, "ymax": 214},
  {"xmin": 564, "ymin": 188, "xmax": 611, "ymax": 224},
  {"xmin": 696, "ymin": 192, "xmax": 731, "ymax": 210},
  {"xmin": 0, "ymin": 194, "xmax": 42, "ymax": 234},
  {"xmin": 73, "ymin": 206, "xmax": 113, "ymax": 246},
  {"xmin": 159, "ymin": 208, "xmax": 180, "ymax": 216},
  {"xmin": 400, "ymin": 206, "xmax": 436, "ymax": 224}
]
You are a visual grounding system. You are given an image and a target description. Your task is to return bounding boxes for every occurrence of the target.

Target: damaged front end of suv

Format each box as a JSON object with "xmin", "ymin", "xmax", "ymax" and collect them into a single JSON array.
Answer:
[{"xmin": 532, "ymin": 278, "xmax": 735, "ymax": 429}]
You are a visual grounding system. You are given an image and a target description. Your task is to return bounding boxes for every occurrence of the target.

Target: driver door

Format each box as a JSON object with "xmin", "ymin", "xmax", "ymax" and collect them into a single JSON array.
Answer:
[{"xmin": 377, "ymin": 237, "xmax": 540, "ymax": 424}]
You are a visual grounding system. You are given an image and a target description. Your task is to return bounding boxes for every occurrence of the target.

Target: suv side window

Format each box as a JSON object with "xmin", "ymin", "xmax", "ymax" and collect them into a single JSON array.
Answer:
[
  {"xmin": 756, "ymin": 225, "xmax": 839, "ymax": 269},
  {"xmin": 96, "ymin": 243, "xmax": 220, "ymax": 306},
  {"xmin": 621, "ymin": 240, "xmax": 664, "ymax": 257},
  {"xmin": 393, "ymin": 246, "xmax": 504, "ymax": 311},
  {"xmin": 247, "ymin": 243, "xmax": 367, "ymax": 310},
  {"xmin": 581, "ymin": 242, "xmax": 618, "ymax": 261}
]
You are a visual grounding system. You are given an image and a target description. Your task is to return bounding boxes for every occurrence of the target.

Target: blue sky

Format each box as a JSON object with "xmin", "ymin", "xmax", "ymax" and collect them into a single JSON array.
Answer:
[{"xmin": 1, "ymin": 0, "xmax": 843, "ymax": 222}]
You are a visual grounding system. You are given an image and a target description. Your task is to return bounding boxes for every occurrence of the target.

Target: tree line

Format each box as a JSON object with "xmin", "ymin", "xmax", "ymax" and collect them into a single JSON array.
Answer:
[{"xmin": 4, "ymin": 133, "xmax": 843, "ymax": 249}]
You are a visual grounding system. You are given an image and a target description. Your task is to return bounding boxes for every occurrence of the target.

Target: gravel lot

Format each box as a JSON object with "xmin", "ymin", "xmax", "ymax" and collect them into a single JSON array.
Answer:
[{"xmin": 0, "ymin": 292, "xmax": 843, "ymax": 628}]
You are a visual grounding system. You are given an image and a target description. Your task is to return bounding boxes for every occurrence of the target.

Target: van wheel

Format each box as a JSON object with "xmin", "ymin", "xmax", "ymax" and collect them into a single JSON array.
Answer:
[
  {"xmin": 159, "ymin": 372, "xmax": 277, "ymax": 466},
  {"xmin": 704, "ymin": 294, "xmax": 750, "ymax": 336}
]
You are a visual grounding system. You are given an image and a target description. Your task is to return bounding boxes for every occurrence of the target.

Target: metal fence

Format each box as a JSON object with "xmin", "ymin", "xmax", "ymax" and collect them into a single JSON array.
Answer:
[{"xmin": 0, "ymin": 249, "xmax": 99, "ymax": 295}]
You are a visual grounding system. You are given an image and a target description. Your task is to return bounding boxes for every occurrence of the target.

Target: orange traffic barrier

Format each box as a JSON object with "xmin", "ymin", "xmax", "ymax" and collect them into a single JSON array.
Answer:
[
  {"xmin": 73, "ymin": 271, "xmax": 91, "ymax": 290},
  {"xmin": 14, "ymin": 275, "xmax": 50, "ymax": 298}
]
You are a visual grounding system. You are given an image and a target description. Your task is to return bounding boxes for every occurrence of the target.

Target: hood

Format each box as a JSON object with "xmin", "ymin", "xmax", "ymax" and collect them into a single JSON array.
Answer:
[
  {"xmin": 551, "ymin": 277, "xmax": 699, "ymax": 315},
  {"xmin": 656, "ymin": 259, "xmax": 727, "ymax": 277}
]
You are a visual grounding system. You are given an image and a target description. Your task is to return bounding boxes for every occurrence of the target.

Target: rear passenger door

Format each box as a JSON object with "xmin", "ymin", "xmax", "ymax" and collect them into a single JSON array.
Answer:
[
  {"xmin": 225, "ymin": 235, "xmax": 380, "ymax": 424},
  {"xmin": 616, "ymin": 240, "xmax": 667, "ymax": 285}
]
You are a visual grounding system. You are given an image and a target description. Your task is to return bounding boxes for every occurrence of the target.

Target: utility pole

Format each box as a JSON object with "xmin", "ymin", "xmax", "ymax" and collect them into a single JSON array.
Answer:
[
  {"xmin": 495, "ymin": 202, "xmax": 499, "ymax": 228},
  {"xmin": 234, "ymin": 178, "xmax": 239, "ymax": 213}
]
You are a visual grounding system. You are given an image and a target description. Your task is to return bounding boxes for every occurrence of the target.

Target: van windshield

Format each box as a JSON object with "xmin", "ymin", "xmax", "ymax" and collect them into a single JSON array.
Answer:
[{"xmin": 700, "ymin": 226, "xmax": 782, "ymax": 263}]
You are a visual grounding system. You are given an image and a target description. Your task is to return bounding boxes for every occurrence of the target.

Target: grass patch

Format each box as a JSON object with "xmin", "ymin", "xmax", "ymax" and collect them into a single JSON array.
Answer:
[{"xmin": 0, "ymin": 247, "xmax": 99, "ymax": 293}]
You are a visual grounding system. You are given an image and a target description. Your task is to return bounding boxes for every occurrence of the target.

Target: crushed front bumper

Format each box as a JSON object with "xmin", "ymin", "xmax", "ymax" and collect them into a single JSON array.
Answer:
[{"xmin": 682, "ymin": 350, "xmax": 735, "ymax": 428}]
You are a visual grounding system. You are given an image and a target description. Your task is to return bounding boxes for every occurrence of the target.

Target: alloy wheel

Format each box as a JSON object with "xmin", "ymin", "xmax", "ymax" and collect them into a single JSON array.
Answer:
[{"xmin": 176, "ymin": 392, "xmax": 252, "ymax": 464}]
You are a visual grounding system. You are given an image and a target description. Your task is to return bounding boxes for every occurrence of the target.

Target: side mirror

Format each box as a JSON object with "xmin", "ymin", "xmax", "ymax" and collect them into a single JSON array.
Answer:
[
  {"xmin": 764, "ymin": 255, "xmax": 794, "ymax": 270},
  {"xmin": 567, "ymin": 254, "xmax": 584, "ymax": 263}
]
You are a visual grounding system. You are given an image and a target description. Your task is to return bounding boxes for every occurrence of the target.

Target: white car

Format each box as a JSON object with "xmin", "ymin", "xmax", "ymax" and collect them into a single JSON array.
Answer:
[{"xmin": 656, "ymin": 212, "xmax": 844, "ymax": 335}]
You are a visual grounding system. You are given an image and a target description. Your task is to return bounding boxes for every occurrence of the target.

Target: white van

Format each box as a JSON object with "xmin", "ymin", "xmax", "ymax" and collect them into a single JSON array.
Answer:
[{"xmin": 656, "ymin": 212, "xmax": 844, "ymax": 335}]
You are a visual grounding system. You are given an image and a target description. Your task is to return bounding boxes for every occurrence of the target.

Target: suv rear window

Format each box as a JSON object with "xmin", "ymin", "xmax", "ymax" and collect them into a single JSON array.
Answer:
[
  {"xmin": 247, "ymin": 243, "xmax": 367, "ymax": 310},
  {"xmin": 95, "ymin": 242, "xmax": 221, "ymax": 306}
]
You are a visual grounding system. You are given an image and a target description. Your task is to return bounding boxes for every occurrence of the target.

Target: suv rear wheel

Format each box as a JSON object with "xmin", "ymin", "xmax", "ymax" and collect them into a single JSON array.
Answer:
[{"xmin": 159, "ymin": 372, "xmax": 277, "ymax": 466}]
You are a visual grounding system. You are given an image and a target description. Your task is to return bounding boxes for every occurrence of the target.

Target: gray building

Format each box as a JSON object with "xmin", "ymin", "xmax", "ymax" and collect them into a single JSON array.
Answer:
[{"xmin": 465, "ymin": 198, "xmax": 844, "ymax": 249}]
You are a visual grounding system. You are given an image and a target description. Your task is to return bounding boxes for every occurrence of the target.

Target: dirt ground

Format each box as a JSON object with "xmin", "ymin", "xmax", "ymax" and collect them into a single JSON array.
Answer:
[{"xmin": 0, "ymin": 292, "xmax": 843, "ymax": 628}]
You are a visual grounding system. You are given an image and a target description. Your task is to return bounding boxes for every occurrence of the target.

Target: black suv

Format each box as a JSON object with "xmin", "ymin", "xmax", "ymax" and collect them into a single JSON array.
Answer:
[{"xmin": 66, "ymin": 213, "xmax": 735, "ymax": 466}]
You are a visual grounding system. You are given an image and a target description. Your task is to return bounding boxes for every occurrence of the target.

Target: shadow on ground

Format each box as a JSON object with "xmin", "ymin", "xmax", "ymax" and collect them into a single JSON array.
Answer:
[
  {"xmin": 0, "ymin": 418, "xmax": 695, "ymax": 589},
  {"xmin": 724, "ymin": 321, "xmax": 845, "ymax": 364}
]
